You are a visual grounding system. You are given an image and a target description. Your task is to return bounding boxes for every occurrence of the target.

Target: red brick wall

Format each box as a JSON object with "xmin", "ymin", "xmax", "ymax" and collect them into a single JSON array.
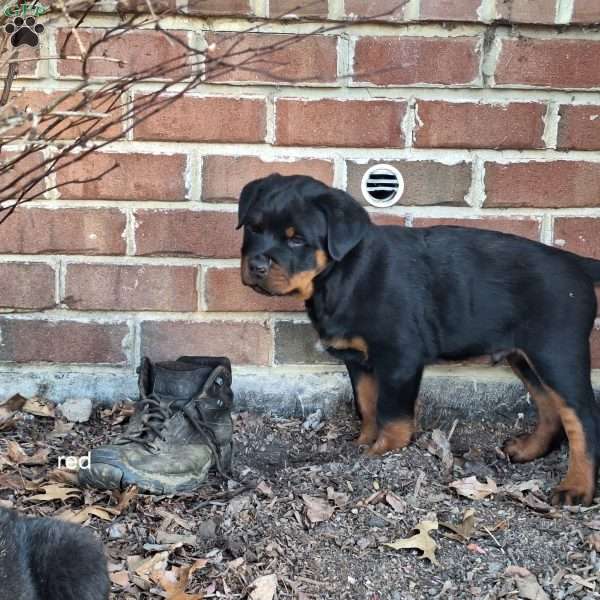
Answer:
[{"xmin": 2, "ymin": 0, "xmax": 600, "ymax": 395}]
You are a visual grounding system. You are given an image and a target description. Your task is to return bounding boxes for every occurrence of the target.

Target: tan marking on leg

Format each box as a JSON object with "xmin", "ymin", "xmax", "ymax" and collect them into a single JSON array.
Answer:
[
  {"xmin": 368, "ymin": 419, "xmax": 414, "ymax": 456},
  {"xmin": 504, "ymin": 353, "xmax": 562, "ymax": 462},
  {"xmin": 354, "ymin": 372, "xmax": 378, "ymax": 445},
  {"xmin": 552, "ymin": 400, "xmax": 595, "ymax": 506},
  {"xmin": 324, "ymin": 337, "xmax": 369, "ymax": 359}
]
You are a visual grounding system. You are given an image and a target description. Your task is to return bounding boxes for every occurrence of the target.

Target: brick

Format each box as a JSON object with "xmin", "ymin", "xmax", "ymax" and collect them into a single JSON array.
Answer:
[
  {"xmin": 57, "ymin": 152, "xmax": 188, "ymax": 201},
  {"xmin": 347, "ymin": 160, "xmax": 471, "ymax": 206},
  {"xmin": 0, "ymin": 151, "xmax": 46, "ymax": 200},
  {"xmin": 553, "ymin": 218, "xmax": 600, "ymax": 259},
  {"xmin": 557, "ymin": 105, "xmax": 600, "ymax": 151},
  {"xmin": 135, "ymin": 210, "xmax": 241, "ymax": 258},
  {"xmin": 420, "ymin": 0, "xmax": 481, "ymax": 21},
  {"xmin": 270, "ymin": 0, "xmax": 328, "ymax": 17},
  {"xmin": 572, "ymin": 0, "xmax": 600, "ymax": 24},
  {"xmin": 65, "ymin": 264, "xmax": 197, "ymax": 311},
  {"xmin": 354, "ymin": 37, "xmax": 480, "ymax": 86},
  {"xmin": 496, "ymin": 0, "xmax": 556, "ymax": 24},
  {"xmin": 202, "ymin": 156, "xmax": 334, "ymax": 202},
  {"xmin": 275, "ymin": 321, "xmax": 338, "ymax": 364},
  {"xmin": 186, "ymin": 0, "xmax": 252, "ymax": 15},
  {"xmin": 140, "ymin": 320, "xmax": 271, "ymax": 365},
  {"xmin": 414, "ymin": 101, "xmax": 545, "ymax": 149},
  {"xmin": 485, "ymin": 162, "xmax": 600, "ymax": 208},
  {"xmin": 412, "ymin": 217, "xmax": 542, "ymax": 241},
  {"xmin": 205, "ymin": 268, "xmax": 303, "ymax": 312},
  {"xmin": 117, "ymin": 0, "xmax": 175, "ymax": 11},
  {"xmin": 133, "ymin": 95, "xmax": 266, "ymax": 143},
  {"xmin": 344, "ymin": 0, "xmax": 407, "ymax": 21},
  {"xmin": 0, "ymin": 208, "xmax": 126, "ymax": 255},
  {"xmin": 3, "ymin": 90, "xmax": 123, "ymax": 141},
  {"xmin": 0, "ymin": 319, "xmax": 128, "ymax": 364},
  {"xmin": 56, "ymin": 29, "xmax": 190, "ymax": 80},
  {"xmin": 371, "ymin": 214, "xmax": 406, "ymax": 226},
  {"xmin": 205, "ymin": 33, "xmax": 337, "ymax": 84},
  {"xmin": 1, "ymin": 44, "xmax": 39, "ymax": 77},
  {"xmin": 276, "ymin": 100, "xmax": 406, "ymax": 148},
  {"xmin": 0, "ymin": 263, "xmax": 55, "ymax": 310},
  {"xmin": 495, "ymin": 39, "xmax": 600, "ymax": 89}
]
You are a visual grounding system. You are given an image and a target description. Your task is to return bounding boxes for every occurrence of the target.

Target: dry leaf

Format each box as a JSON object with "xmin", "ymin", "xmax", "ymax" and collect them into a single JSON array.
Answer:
[
  {"xmin": 425, "ymin": 429, "xmax": 453, "ymax": 472},
  {"xmin": 110, "ymin": 570, "xmax": 130, "ymax": 587},
  {"xmin": 450, "ymin": 476, "xmax": 497, "ymax": 500},
  {"xmin": 27, "ymin": 483, "xmax": 81, "ymax": 502},
  {"xmin": 249, "ymin": 574, "xmax": 277, "ymax": 600},
  {"xmin": 22, "ymin": 396, "xmax": 55, "ymax": 418},
  {"xmin": 384, "ymin": 519, "xmax": 439, "ymax": 565},
  {"xmin": 159, "ymin": 558, "xmax": 207, "ymax": 600},
  {"xmin": 59, "ymin": 505, "xmax": 117, "ymax": 524},
  {"xmin": 586, "ymin": 519, "xmax": 600, "ymax": 531},
  {"xmin": 302, "ymin": 495, "xmax": 335, "ymax": 523},
  {"xmin": 441, "ymin": 508, "xmax": 475, "ymax": 540},
  {"xmin": 47, "ymin": 468, "xmax": 80, "ymax": 486},
  {"xmin": 6, "ymin": 441, "xmax": 49, "ymax": 466},
  {"xmin": 467, "ymin": 543, "xmax": 487, "ymax": 554},
  {"xmin": 114, "ymin": 485, "xmax": 138, "ymax": 513},
  {"xmin": 504, "ymin": 566, "xmax": 550, "ymax": 600},
  {"xmin": 587, "ymin": 532, "xmax": 600, "ymax": 551},
  {"xmin": 327, "ymin": 487, "xmax": 349, "ymax": 507},
  {"xmin": 256, "ymin": 481, "xmax": 273, "ymax": 498},
  {"xmin": 385, "ymin": 492, "xmax": 407, "ymax": 513}
]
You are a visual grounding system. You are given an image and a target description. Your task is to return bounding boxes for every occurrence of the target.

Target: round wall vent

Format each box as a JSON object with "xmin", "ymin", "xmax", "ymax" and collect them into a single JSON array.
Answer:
[{"xmin": 360, "ymin": 164, "xmax": 404, "ymax": 208}]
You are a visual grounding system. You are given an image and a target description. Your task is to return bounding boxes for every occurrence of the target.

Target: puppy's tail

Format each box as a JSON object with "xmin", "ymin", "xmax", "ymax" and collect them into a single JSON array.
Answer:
[{"xmin": 577, "ymin": 256, "xmax": 600, "ymax": 283}]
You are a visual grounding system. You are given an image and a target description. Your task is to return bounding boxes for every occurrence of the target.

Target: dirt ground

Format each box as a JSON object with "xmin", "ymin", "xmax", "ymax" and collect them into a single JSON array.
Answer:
[{"xmin": 1, "ymin": 398, "xmax": 600, "ymax": 600}]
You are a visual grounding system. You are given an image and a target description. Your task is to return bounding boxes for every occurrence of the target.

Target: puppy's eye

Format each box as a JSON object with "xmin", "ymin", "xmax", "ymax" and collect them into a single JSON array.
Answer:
[{"xmin": 287, "ymin": 235, "xmax": 305, "ymax": 247}]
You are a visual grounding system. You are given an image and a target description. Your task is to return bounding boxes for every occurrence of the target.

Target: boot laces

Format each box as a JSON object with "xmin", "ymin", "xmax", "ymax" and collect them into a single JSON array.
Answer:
[{"xmin": 118, "ymin": 394, "xmax": 173, "ymax": 451}]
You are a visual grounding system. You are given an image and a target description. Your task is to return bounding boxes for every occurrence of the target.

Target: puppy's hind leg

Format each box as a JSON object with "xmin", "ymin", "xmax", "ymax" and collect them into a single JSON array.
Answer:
[{"xmin": 346, "ymin": 362, "xmax": 379, "ymax": 446}]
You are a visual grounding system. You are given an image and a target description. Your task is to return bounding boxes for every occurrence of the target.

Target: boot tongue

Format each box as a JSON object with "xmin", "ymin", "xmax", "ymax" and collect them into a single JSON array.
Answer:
[{"xmin": 151, "ymin": 362, "xmax": 213, "ymax": 400}]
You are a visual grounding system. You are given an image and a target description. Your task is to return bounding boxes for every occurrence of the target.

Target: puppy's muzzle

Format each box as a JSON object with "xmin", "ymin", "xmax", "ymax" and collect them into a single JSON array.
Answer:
[{"xmin": 248, "ymin": 255, "xmax": 271, "ymax": 280}]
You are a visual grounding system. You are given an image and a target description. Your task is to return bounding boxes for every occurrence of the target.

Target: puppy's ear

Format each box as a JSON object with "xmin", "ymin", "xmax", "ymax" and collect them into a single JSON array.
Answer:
[
  {"xmin": 314, "ymin": 189, "xmax": 371, "ymax": 261},
  {"xmin": 237, "ymin": 178, "xmax": 264, "ymax": 230}
]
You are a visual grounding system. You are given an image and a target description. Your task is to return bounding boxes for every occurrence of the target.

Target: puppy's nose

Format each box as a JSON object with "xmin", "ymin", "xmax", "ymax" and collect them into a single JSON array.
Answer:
[{"xmin": 248, "ymin": 255, "xmax": 270, "ymax": 279}]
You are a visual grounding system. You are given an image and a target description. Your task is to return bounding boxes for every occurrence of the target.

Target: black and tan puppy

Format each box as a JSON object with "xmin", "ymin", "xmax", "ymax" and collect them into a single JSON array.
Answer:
[
  {"xmin": 0, "ymin": 507, "xmax": 110, "ymax": 600},
  {"xmin": 238, "ymin": 173, "xmax": 600, "ymax": 506}
]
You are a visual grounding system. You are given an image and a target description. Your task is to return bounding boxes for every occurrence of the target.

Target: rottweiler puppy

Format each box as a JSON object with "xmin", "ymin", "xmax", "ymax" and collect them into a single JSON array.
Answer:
[
  {"xmin": 238, "ymin": 173, "xmax": 600, "ymax": 506},
  {"xmin": 0, "ymin": 507, "xmax": 110, "ymax": 600}
]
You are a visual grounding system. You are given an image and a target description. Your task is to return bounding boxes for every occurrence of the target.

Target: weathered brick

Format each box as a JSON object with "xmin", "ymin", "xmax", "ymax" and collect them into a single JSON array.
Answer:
[
  {"xmin": 205, "ymin": 33, "xmax": 337, "ymax": 84},
  {"xmin": 276, "ymin": 99, "xmax": 406, "ymax": 148},
  {"xmin": 117, "ymin": 0, "xmax": 176, "ymax": 11},
  {"xmin": 495, "ymin": 39, "xmax": 600, "ymax": 89},
  {"xmin": 274, "ymin": 321, "xmax": 338, "ymax": 365},
  {"xmin": 420, "ymin": 0, "xmax": 481, "ymax": 21},
  {"xmin": 354, "ymin": 37, "xmax": 480, "ymax": 86},
  {"xmin": 65, "ymin": 264, "xmax": 197, "ymax": 311},
  {"xmin": 57, "ymin": 152, "xmax": 188, "ymax": 201},
  {"xmin": 496, "ymin": 0, "xmax": 557, "ymax": 24},
  {"xmin": 134, "ymin": 210, "xmax": 241, "ymax": 258},
  {"xmin": 56, "ymin": 29, "xmax": 190, "ymax": 80},
  {"xmin": 0, "ymin": 263, "xmax": 55, "ymax": 310},
  {"xmin": 205, "ymin": 268, "xmax": 303, "ymax": 312},
  {"xmin": 270, "ymin": 0, "xmax": 328, "ymax": 17},
  {"xmin": 412, "ymin": 217, "xmax": 542, "ymax": 241},
  {"xmin": 344, "ymin": 0, "xmax": 407, "ymax": 21},
  {"xmin": 133, "ymin": 95, "xmax": 266, "ymax": 143},
  {"xmin": 1, "ymin": 44, "xmax": 39, "ymax": 77},
  {"xmin": 0, "ymin": 151, "xmax": 46, "ymax": 200},
  {"xmin": 371, "ymin": 214, "xmax": 407, "ymax": 226},
  {"xmin": 557, "ymin": 105, "xmax": 600, "ymax": 151},
  {"xmin": 202, "ymin": 156, "xmax": 334, "ymax": 202},
  {"xmin": 3, "ymin": 90, "xmax": 123, "ymax": 141},
  {"xmin": 140, "ymin": 320, "xmax": 271, "ymax": 365},
  {"xmin": 0, "ymin": 208, "xmax": 126, "ymax": 255},
  {"xmin": 346, "ymin": 160, "xmax": 471, "ymax": 206},
  {"xmin": 572, "ymin": 0, "xmax": 600, "ymax": 24},
  {"xmin": 485, "ymin": 162, "xmax": 600, "ymax": 208},
  {"xmin": 0, "ymin": 319, "xmax": 128, "ymax": 364},
  {"xmin": 553, "ymin": 218, "xmax": 600, "ymax": 259},
  {"xmin": 186, "ymin": 0, "xmax": 252, "ymax": 15},
  {"xmin": 414, "ymin": 101, "xmax": 545, "ymax": 149}
]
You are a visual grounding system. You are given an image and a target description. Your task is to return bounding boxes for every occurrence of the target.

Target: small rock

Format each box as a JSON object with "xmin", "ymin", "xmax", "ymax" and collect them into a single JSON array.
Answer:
[
  {"xmin": 108, "ymin": 523, "xmax": 127, "ymax": 539},
  {"xmin": 367, "ymin": 515, "xmax": 387, "ymax": 528},
  {"xmin": 198, "ymin": 518, "xmax": 217, "ymax": 540},
  {"xmin": 58, "ymin": 398, "xmax": 93, "ymax": 423},
  {"xmin": 302, "ymin": 409, "xmax": 322, "ymax": 431}
]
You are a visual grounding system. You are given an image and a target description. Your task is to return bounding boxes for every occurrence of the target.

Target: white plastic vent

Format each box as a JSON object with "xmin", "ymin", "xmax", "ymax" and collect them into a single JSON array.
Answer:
[{"xmin": 360, "ymin": 164, "xmax": 404, "ymax": 208}]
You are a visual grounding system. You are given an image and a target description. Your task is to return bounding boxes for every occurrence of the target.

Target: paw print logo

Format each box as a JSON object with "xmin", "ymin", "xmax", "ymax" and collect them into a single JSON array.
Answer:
[{"xmin": 4, "ymin": 16, "xmax": 45, "ymax": 48}]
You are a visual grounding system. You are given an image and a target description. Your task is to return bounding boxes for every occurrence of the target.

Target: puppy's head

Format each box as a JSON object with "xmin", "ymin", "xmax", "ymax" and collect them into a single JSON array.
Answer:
[{"xmin": 237, "ymin": 174, "xmax": 370, "ymax": 300}]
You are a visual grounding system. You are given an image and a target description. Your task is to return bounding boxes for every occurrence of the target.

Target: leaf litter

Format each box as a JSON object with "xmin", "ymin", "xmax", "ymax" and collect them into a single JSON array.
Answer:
[{"xmin": 1, "ymin": 395, "xmax": 600, "ymax": 598}]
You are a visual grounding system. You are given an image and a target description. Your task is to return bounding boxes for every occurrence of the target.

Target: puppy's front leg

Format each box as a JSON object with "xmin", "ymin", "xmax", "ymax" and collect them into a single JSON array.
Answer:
[{"xmin": 368, "ymin": 361, "xmax": 424, "ymax": 456}]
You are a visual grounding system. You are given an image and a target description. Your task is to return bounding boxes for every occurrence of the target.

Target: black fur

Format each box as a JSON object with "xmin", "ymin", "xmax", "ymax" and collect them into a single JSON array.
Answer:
[
  {"xmin": 0, "ymin": 508, "xmax": 110, "ymax": 600},
  {"xmin": 239, "ymin": 173, "xmax": 600, "ymax": 506}
]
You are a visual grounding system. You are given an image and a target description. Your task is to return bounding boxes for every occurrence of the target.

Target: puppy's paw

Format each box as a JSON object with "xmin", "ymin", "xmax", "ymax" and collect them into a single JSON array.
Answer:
[
  {"xmin": 366, "ymin": 420, "xmax": 413, "ymax": 456},
  {"xmin": 354, "ymin": 423, "xmax": 378, "ymax": 447},
  {"xmin": 551, "ymin": 478, "xmax": 595, "ymax": 507},
  {"xmin": 503, "ymin": 434, "xmax": 539, "ymax": 463}
]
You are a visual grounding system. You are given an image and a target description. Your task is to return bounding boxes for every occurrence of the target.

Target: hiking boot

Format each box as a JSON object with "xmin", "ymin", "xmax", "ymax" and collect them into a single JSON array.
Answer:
[{"xmin": 79, "ymin": 356, "xmax": 234, "ymax": 494}]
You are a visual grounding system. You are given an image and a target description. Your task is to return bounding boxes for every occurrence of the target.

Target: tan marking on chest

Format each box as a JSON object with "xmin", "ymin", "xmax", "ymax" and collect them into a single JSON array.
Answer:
[{"xmin": 324, "ymin": 336, "xmax": 368, "ymax": 358}]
